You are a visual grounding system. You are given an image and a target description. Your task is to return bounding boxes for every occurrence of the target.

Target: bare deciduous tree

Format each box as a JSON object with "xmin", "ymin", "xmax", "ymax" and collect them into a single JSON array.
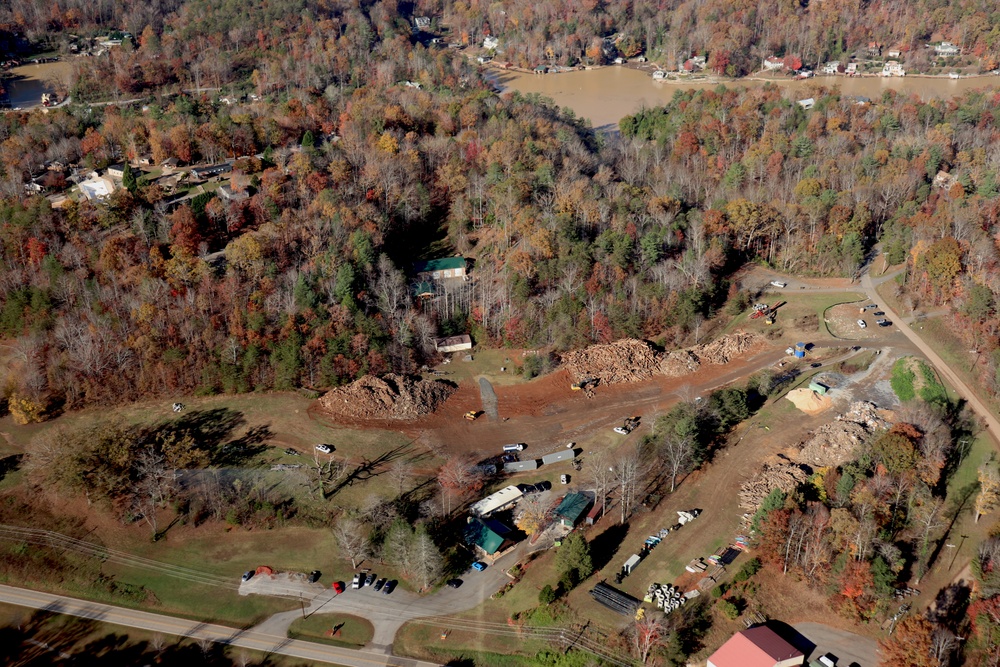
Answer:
[
  {"xmin": 332, "ymin": 518, "xmax": 371, "ymax": 569},
  {"xmin": 658, "ymin": 433, "xmax": 696, "ymax": 493}
]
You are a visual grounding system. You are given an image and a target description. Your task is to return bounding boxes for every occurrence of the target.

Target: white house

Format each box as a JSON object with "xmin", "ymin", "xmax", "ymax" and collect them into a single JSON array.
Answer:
[
  {"xmin": 78, "ymin": 173, "xmax": 117, "ymax": 201},
  {"xmin": 483, "ymin": 36, "xmax": 499, "ymax": 51},
  {"xmin": 845, "ymin": 62, "xmax": 858, "ymax": 75},
  {"xmin": 821, "ymin": 61, "xmax": 841, "ymax": 74},
  {"xmin": 887, "ymin": 49, "xmax": 902, "ymax": 58},
  {"xmin": 434, "ymin": 335, "xmax": 473, "ymax": 353},
  {"xmin": 106, "ymin": 163, "xmax": 126, "ymax": 179},
  {"xmin": 763, "ymin": 56, "xmax": 784, "ymax": 71},
  {"xmin": 797, "ymin": 98, "xmax": 815, "ymax": 110},
  {"xmin": 935, "ymin": 42, "xmax": 960, "ymax": 56},
  {"xmin": 882, "ymin": 61, "xmax": 905, "ymax": 76}
]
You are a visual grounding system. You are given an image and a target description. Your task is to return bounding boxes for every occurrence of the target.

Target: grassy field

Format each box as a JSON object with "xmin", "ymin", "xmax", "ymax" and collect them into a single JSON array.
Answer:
[
  {"xmin": 431, "ymin": 348, "xmax": 536, "ymax": 387},
  {"xmin": 288, "ymin": 612, "xmax": 374, "ymax": 647},
  {"xmin": 913, "ymin": 317, "xmax": 1000, "ymax": 416},
  {"xmin": 723, "ymin": 291, "xmax": 866, "ymax": 341}
]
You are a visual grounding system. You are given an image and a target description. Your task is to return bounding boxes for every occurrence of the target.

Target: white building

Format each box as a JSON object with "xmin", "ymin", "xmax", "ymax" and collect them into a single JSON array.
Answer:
[
  {"xmin": 935, "ymin": 42, "xmax": 960, "ymax": 56},
  {"xmin": 78, "ymin": 173, "xmax": 116, "ymax": 201}
]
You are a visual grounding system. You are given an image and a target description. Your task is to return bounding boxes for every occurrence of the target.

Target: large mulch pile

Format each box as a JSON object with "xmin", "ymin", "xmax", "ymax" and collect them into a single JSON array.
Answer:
[{"xmin": 317, "ymin": 373, "xmax": 456, "ymax": 420}]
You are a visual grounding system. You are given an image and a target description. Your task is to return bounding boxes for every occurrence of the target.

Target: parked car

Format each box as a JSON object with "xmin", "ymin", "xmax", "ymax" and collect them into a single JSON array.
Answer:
[
  {"xmin": 315, "ymin": 444, "xmax": 332, "ymax": 454},
  {"xmin": 863, "ymin": 304, "xmax": 878, "ymax": 310},
  {"xmin": 770, "ymin": 280, "xmax": 787, "ymax": 288},
  {"xmin": 810, "ymin": 362, "xmax": 822, "ymax": 368},
  {"xmin": 374, "ymin": 577, "xmax": 386, "ymax": 591},
  {"xmin": 818, "ymin": 655, "xmax": 837, "ymax": 667},
  {"xmin": 382, "ymin": 580, "xmax": 397, "ymax": 594},
  {"xmin": 352, "ymin": 574, "xmax": 362, "ymax": 589},
  {"xmin": 535, "ymin": 481, "xmax": 552, "ymax": 491},
  {"xmin": 472, "ymin": 561, "xmax": 487, "ymax": 571},
  {"xmin": 447, "ymin": 578, "xmax": 463, "ymax": 589},
  {"xmin": 876, "ymin": 319, "xmax": 890, "ymax": 327},
  {"xmin": 308, "ymin": 570, "xmax": 322, "ymax": 583},
  {"xmin": 873, "ymin": 311, "xmax": 885, "ymax": 316},
  {"xmin": 857, "ymin": 319, "xmax": 867, "ymax": 328},
  {"xmin": 502, "ymin": 443, "xmax": 526, "ymax": 452},
  {"xmin": 365, "ymin": 573, "xmax": 376, "ymax": 587},
  {"xmin": 517, "ymin": 483, "xmax": 538, "ymax": 494},
  {"xmin": 241, "ymin": 571, "xmax": 254, "ymax": 582},
  {"xmin": 613, "ymin": 426, "xmax": 630, "ymax": 435},
  {"xmin": 332, "ymin": 581, "xmax": 345, "ymax": 594},
  {"xmin": 560, "ymin": 474, "xmax": 569, "ymax": 484}
]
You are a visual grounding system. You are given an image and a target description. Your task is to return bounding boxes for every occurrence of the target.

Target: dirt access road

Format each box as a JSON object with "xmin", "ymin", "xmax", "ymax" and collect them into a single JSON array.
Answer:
[{"xmin": 0, "ymin": 583, "xmax": 441, "ymax": 667}]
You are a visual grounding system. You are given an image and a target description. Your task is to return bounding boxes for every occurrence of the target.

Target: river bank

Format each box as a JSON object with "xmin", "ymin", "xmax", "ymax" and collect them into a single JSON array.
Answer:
[{"xmin": 490, "ymin": 64, "xmax": 1000, "ymax": 130}]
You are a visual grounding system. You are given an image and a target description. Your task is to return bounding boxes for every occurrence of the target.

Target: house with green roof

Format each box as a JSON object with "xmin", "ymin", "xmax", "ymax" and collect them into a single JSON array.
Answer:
[
  {"xmin": 464, "ymin": 516, "xmax": 517, "ymax": 562},
  {"xmin": 412, "ymin": 256, "xmax": 467, "ymax": 281},
  {"xmin": 554, "ymin": 492, "xmax": 593, "ymax": 528}
]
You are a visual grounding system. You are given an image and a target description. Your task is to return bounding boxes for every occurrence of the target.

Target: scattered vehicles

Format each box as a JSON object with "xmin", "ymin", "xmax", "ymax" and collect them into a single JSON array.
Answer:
[
  {"xmin": 535, "ymin": 480, "xmax": 552, "ymax": 491},
  {"xmin": 374, "ymin": 577, "xmax": 386, "ymax": 591},
  {"xmin": 365, "ymin": 573, "xmax": 376, "ymax": 587},
  {"xmin": 447, "ymin": 578, "xmax": 463, "ymax": 589},
  {"xmin": 770, "ymin": 280, "xmax": 787, "ymax": 288},
  {"xmin": 332, "ymin": 581, "xmax": 345, "ymax": 594},
  {"xmin": 570, "ymin": 377, "xmax": 598, "ymax": 392},
  {"xmin": 383, "ymin": 580, "xmax": 397, "ymax": 594},
  {"xmin": 876, "ymin": 319, "xmax": 890, "ymax": 327},
  {"xmin": 502, "ymin": 443, "xmax": 526, "ymax": 452},
  {"xmin": 315, "ymin": 444, "xmax": 332, "ymax": 454},
  {"xmin": 862, "ymin": 304, "xmax": 877, "ymax": 310},
  {"xmin": 873, "ymin": 311, "xmax": 884, "ymax": 316},
  {"xmin": 560, "ymin": 474, "xmax": 569, "ymax": 485},
  {"xmin": 810, "ymin": 362, "xmax": 822, "ymax": 368},
  {"xmin": 566, "ymin": 442, "xmax": 576, "ymax": 448},
  {"xmin": 308, "ymin": 570, "xmax": 322, "ymax": 583},
  {"xmin": 471, "ymin": 561, "xmax": 487, "ymax": 572},
  {"xmin": 857, "ymin": 319, "xmax": 867, "ymax": 328},
  {"xmin": 818, "ymin": 655, "xmax": 837, "ymax": 667},
  {"xmin": 352, "ymin": 574, "xmax": 362, "ymax": 589},
  {"xmin": 464, "ymin": 411, "xmax": 479, "ymax": 421},
  {"xmin": 241, "ymin": 571, "xmax": 254, "ymax": 582}
]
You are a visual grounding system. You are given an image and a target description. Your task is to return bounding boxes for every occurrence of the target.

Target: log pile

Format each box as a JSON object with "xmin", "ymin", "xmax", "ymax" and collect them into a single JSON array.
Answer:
[
  {"xmin": 739, "ymin": 462, "xmax": 811, "ymax": 511},
  {"xmin": 562, "ymin": 332, "xmax": 767, "ymax": 386},
  {"xmin": 694, "ymin": 332, "xmax": 766, "ymax": 365},
  {"xmin": 318, "ymin": 373, "xmax": 456, "ymax": 420},
  {"xmin": 562, "ymin": 339, "xmax": 660, "ymax": 384}
]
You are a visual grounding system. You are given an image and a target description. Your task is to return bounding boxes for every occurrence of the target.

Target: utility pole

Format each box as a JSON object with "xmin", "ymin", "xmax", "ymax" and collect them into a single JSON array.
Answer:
[{"xmin": 950, "ymin": 534, "xmax": 969, "ymax": 570}]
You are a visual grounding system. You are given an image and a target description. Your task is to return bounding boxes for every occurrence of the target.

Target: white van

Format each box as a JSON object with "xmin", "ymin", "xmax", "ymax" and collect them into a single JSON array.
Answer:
[{"xmin": 502, "ymin": 443, "xmax": 525, "ymax": 452}]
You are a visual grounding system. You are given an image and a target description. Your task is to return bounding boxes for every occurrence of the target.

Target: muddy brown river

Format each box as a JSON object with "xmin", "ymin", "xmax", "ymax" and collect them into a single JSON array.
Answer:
[{"xmin": 492, "ymin": 66, "xmax": 1000, "ymax": 129}]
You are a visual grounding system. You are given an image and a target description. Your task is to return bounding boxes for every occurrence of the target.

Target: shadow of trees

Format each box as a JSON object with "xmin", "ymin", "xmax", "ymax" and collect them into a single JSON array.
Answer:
[
  {"xmin": 150, "ymin": 408, "xmax": 272, "ymax": 467},
  {"xmin": 0, "ymin": 609, "xmax": 276, "ymax": 666}
]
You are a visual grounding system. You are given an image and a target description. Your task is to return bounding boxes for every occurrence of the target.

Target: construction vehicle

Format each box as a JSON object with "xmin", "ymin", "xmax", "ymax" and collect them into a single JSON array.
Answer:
[
  {"xmin": 571, "ymin": 377, "xmax": 598, "ymax": 391},
  {"xmin": 614, "ymin": 416, "xmax": 640, "ymax": 435},
  {"xmin": 464, "ymin": 411, "xmax": 480, "ymax": 421}
]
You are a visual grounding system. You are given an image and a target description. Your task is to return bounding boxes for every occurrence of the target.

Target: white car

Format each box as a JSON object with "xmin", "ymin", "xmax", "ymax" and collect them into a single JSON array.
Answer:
[
  {"xmin": 856, "ymin": 319, "xmax": 867, "ymax": 329},
  {"xmin": 315, "ymin": 444, "xmax": 332, "ymax": 454},
  {"xmin": 770, "ymin": 280, "xmax": 787, "ymax": 288},
  {"xmin": 560, "ymin": 474, "xmax": 569, "ymax": 484},
  {"xmin": 613, "ymin": 426, "xmax": 630, "ymax": 435}
]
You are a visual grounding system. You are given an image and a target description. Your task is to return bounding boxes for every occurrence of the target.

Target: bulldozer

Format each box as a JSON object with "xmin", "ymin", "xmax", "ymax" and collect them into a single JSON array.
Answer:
[
  {"xmin": 571, "ymin": 377, "xmax": 598, "ymax": 391},
  {"xmin": 464, "ymin": 411, "xmax": 480, "ymax": 421}
]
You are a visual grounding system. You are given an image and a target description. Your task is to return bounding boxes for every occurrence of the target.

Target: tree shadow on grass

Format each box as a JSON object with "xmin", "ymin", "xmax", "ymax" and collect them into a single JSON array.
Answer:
[
  {"xmin": 149, "ymin": 408, "xmax": 272, "ymax": 467},
  {"xmin": 590, "ymin": 521, "xmax": 629, "ymax": 571}
]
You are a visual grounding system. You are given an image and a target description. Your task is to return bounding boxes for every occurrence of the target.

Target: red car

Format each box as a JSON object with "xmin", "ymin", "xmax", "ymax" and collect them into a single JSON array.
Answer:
[{"xmin": 332, "ymin": 581, "xmax": 345, "ymax": 594}]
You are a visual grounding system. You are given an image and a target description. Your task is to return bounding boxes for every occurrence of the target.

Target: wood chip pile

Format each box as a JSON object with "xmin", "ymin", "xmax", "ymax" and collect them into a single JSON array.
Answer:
[
  {"xmin": 318, "ymin": 373, "xmax": 456, "ymax": 420},
  {"xmin": 562, "ymin": 339, "xmax": 661, "ymax": 384},
  {"xmin": 659, "ymin": 350, "xmax": 702, "ymax": 377},
  {"xmin": 798, "ymin": 401, "xmax": 890, "ymax": 466},
  {"xmin": 739, "ymin": 462, "xmax": 811, "ymax": 512},
  {"xmin": 563, "ymin": 332, "xmax": 766, "ymax": 385}
]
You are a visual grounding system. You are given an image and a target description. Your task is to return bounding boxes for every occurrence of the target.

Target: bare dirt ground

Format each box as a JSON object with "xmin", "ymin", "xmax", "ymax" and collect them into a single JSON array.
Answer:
[{"xmin": 827, "ymin": 303, "xmax": 888, "ymax": 340}]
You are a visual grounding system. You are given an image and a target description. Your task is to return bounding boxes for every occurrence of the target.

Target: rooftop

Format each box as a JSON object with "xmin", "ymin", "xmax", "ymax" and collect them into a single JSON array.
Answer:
[
  {"xmin": 709, "ymin": 626, "xmax": 803, "ymax": 667},
  {"xmin": 412, "ymin": 256, "xmax": 465, "ymax": 273},
  {"xmin": 554, "ymin": 492, "xmax": 592, "ymax": 524}
]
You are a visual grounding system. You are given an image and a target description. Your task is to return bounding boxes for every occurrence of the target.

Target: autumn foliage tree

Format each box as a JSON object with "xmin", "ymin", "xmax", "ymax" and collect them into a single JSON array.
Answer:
[{"xmin": 878, "ymin": 616, "xmax": 936, "ymax": 667}]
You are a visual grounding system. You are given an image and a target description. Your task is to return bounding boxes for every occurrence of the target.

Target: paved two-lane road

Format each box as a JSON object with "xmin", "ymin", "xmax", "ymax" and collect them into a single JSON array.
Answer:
[{"xmin": 0, "ymin": 584, "xmax": 441, "ymax": 667}]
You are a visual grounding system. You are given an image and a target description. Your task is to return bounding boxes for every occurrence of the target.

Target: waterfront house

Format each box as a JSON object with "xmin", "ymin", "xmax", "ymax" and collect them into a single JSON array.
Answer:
[{"xmin": 935, "ymin": 42, "xmax": 960, "ymax": 56}]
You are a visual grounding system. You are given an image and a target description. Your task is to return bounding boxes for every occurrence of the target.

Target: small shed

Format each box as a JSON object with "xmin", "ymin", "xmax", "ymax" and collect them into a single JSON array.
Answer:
[
  {"xmin": 464, "ymin": 517, "xmax": 517, "ymax": 562},
  {"xmin": 585, "ymin": 501, "xmax": 604, "ymax": 525},
  {"xmin": 808, "ymin": 382, "xmax": 828, "ymax": 395},
  {"xmin": 796, "ymin": 98, "xmax": 815, "ymax": 110},
  {"xmin": 553, "ymin": 492, "xmax": 592, "ymax": 528},
  {"xmin": 623, "ymin": 554, "xmax": 642, "ymax": 574}
]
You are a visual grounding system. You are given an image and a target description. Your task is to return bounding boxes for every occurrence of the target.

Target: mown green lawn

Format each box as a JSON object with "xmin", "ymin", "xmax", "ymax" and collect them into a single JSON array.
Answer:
[{"xmin": 288, "ymin": 612, "xmax": 374, "ymax": 647}]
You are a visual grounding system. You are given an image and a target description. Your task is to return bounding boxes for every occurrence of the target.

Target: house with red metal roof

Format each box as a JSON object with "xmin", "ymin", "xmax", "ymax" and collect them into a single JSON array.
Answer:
[{"xmin": 708, "ymin": 626, "xmax": 804, "ymax": 667}]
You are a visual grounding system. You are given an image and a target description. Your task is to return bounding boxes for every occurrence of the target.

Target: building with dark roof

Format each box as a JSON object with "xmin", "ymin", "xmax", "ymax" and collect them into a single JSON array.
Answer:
[
  {"xmin": 413, "ymin": 256, "xmax": 466, "ymax": 281},
  {"xmin": 553, "ymin": 492, "xmax": 592, "ymax": 528},
  {"xmin": 464, "ymin": 516, "xmax": 517, "ymax": 562},
  {"xmin": 708, "ymin": 626, "xmax": 804, "ymax": 667}
]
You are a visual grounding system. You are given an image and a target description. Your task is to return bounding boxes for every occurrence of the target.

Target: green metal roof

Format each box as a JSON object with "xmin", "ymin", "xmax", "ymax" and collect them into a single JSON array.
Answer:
[
  {"xmin": 414, "ymin": 281, "xmax": 435, "ymax": 296},
  {"xmin": 412, "ymin": 257, "xmax": 465, "ymax": 273},
  {"xmin": 554, "ymin": 493, "xmax": 591, "ymax": 525},
  {"xmin": 464, "ymin": 518, "xmax": 504, "ymax": 555}
]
